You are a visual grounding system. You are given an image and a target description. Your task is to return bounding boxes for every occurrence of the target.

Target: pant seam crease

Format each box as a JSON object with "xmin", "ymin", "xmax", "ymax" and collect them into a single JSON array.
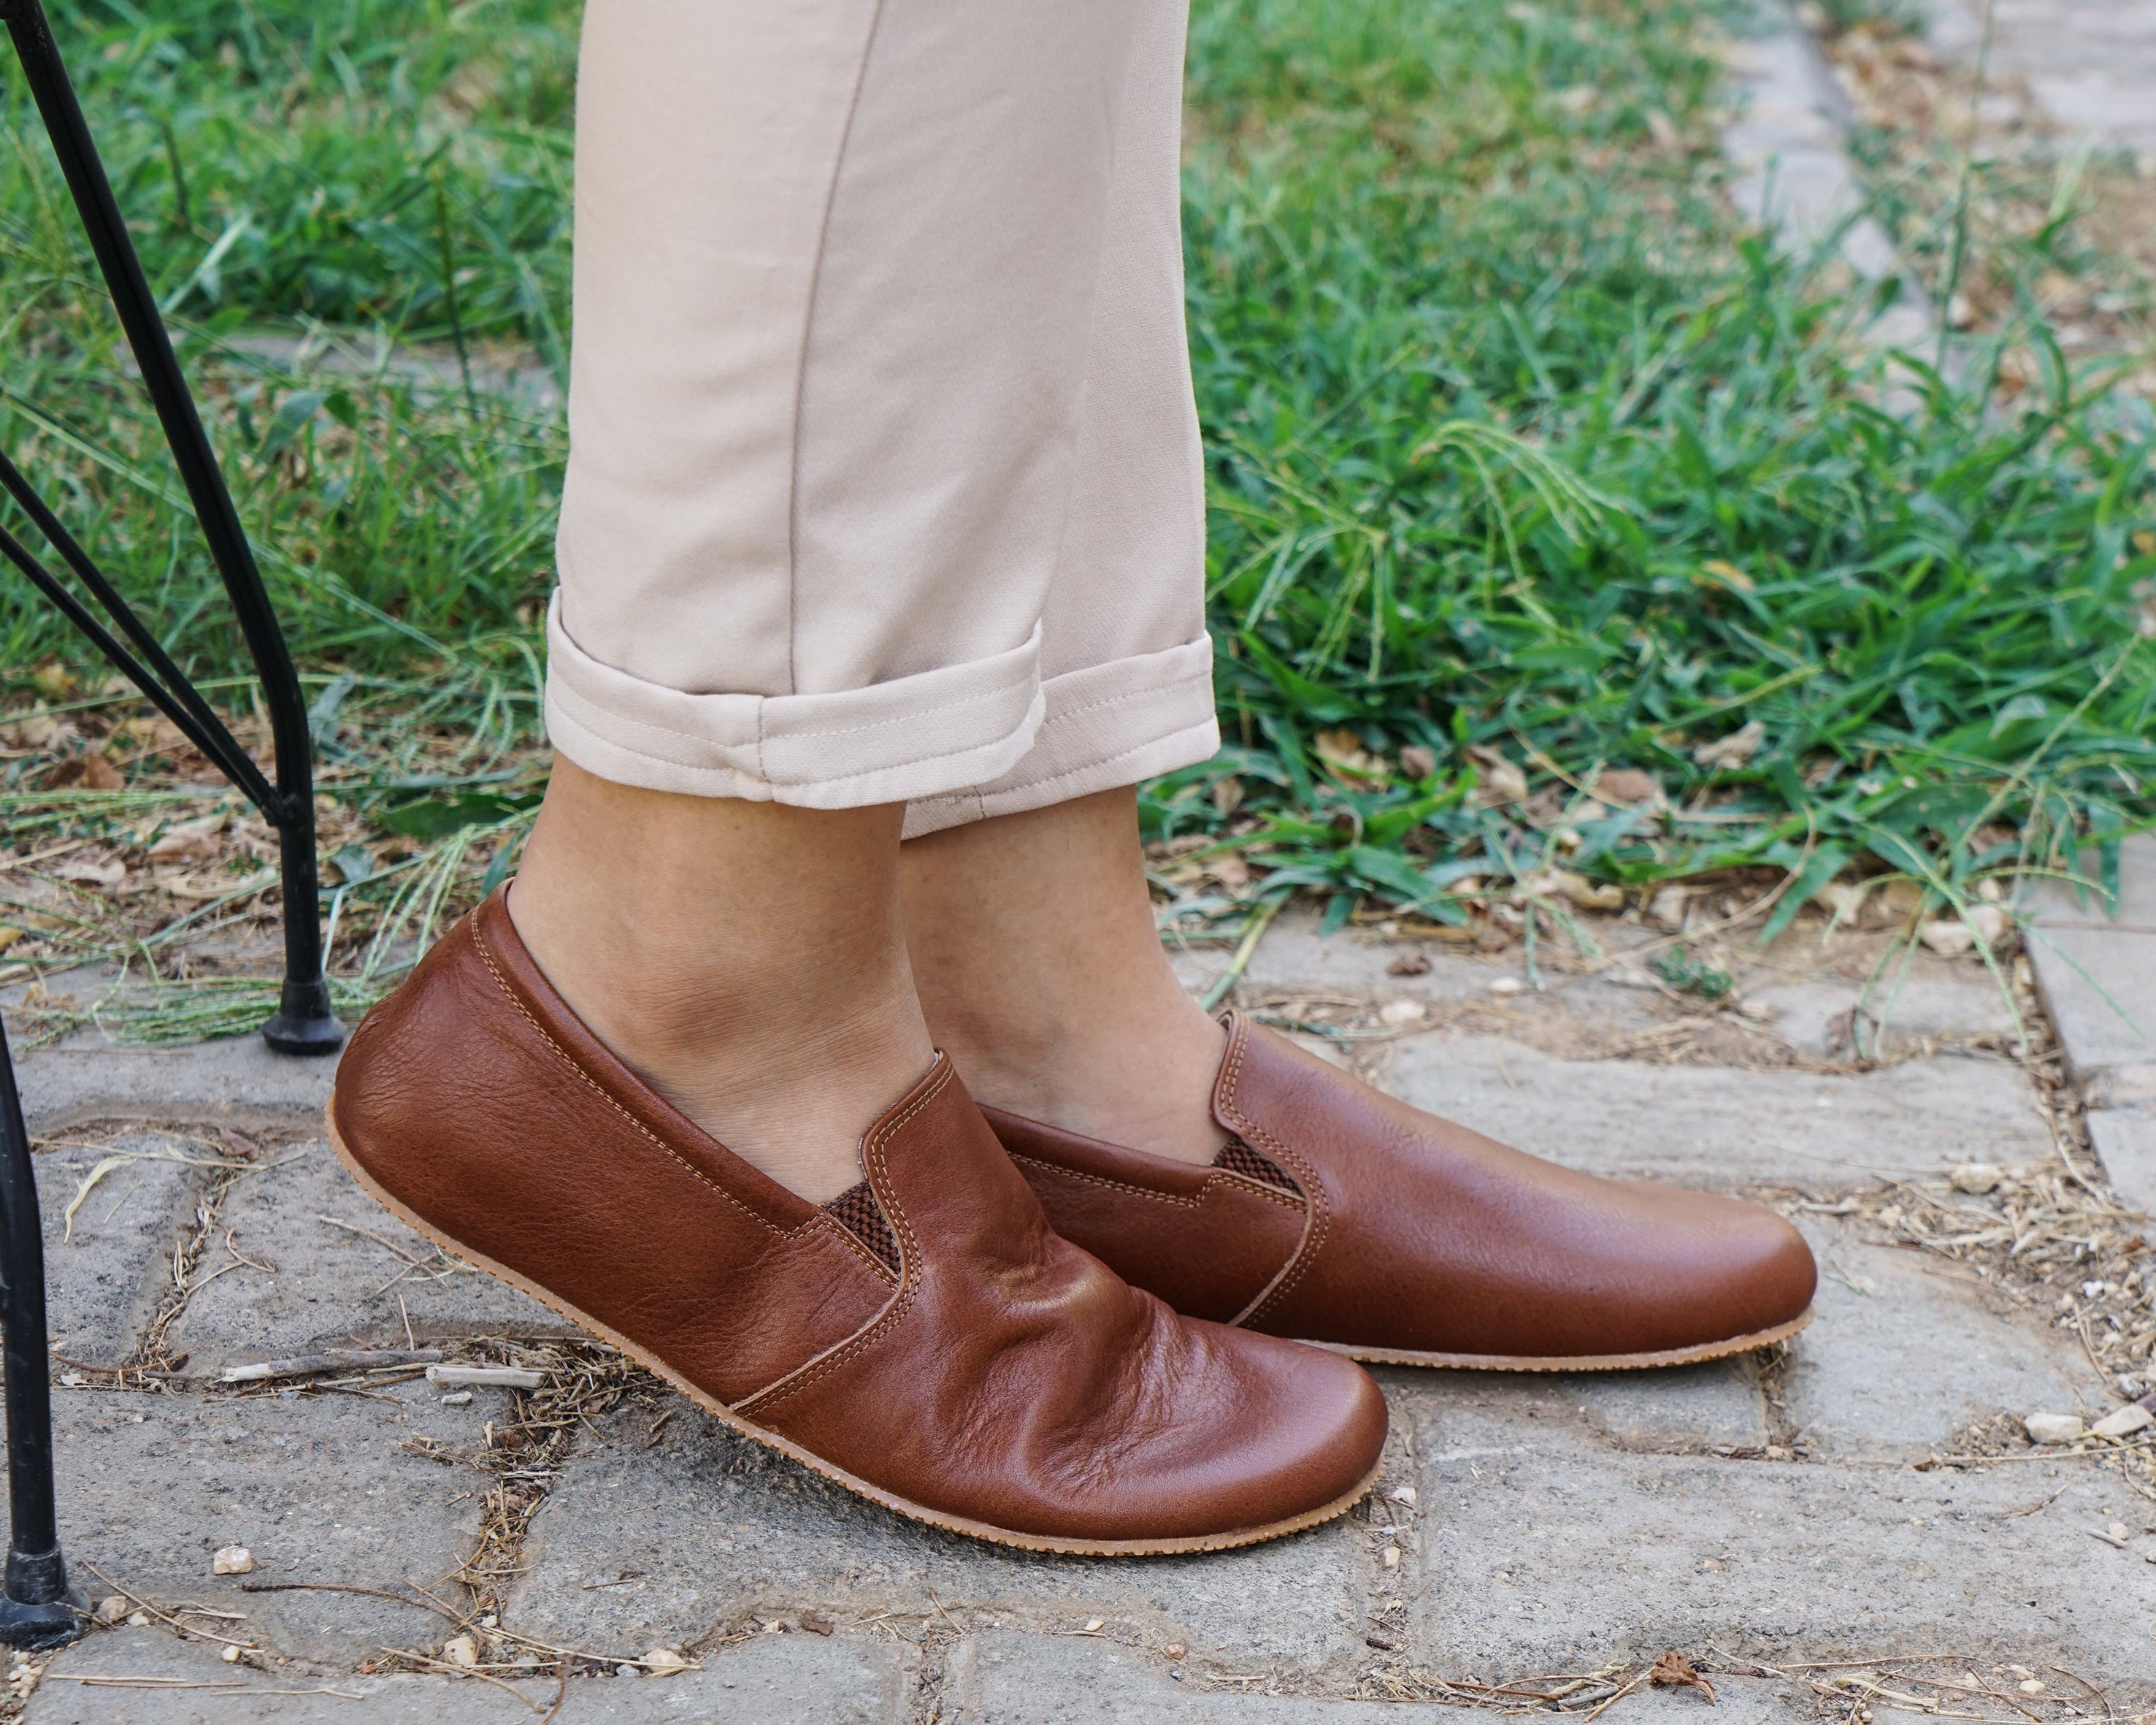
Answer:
[{"xmin": 785, "ymin": 0, "xmax": 891, "ymax": 699}]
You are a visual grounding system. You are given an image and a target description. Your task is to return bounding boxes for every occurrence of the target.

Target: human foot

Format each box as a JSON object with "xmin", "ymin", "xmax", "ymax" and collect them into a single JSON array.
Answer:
[
  {"xmin": 989, "ymin": 1012, "xmax": 1817, "ymax": 1368},
  {"xmin": 330, "ymin": 900, "xmax": 1387, "ymax": 1548},
  {"xmin": 902, "ymin": 787, "xmax": 1229, "ymax": 1166},
  {"xmin": 510, "ymin": 760, "xmax": 934, "ymax": 1203}
]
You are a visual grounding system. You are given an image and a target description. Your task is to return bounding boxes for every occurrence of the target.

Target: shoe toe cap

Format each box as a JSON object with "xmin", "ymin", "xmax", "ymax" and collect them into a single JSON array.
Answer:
[{"xmin": 1149, "ymin": 1323, "xmax": 1388, "ymax": 1542}]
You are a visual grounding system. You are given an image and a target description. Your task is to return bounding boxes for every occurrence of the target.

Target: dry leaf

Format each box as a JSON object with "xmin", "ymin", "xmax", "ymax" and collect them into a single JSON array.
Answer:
[
  {"xmin": 1387, "ymin": 952, "xmax": 1432, "ymax": 976},
  {"xmin": 1649, "ymin": 1651, "xmax": 1716, "ymax": 1702},
  {"xmin": 1465, "ymin": 744, "xmax": 1528, "ymax": 806},
  {"xmin": 1398, "ymin": 743, "xmax": 1439, "ymax": 781},
  {"xmin": 148, "ymin": 811, "xmax": 229, "ymax": 862},
  {"xmin": 0, "ymin": 927, "xmax": 24, "ymax": 955},
  {"xmin": 643, "ymin": 1648, "xmax": 688, "ymax": 1676},
  {"xmin": 55, "ymin": 857, "xmax": 126, "ymax": 889},
  {"xmin": 1314, "ymin": 729, "xmax": 1384, "ymax": 779},
  {"xmin": 1692, "ymin": 720, "xmax": 1765, "ymax": 770},
  {"xmin": 1210, "ymin": 775, "xmax": 1245, "ymax": 817},
  {"xmin": 1518, "ymin": 868, "xmax": 1624, "ymax": 911},
  {"xmin": 1591, "ymin": 768, "xmax": 1663, "ymax": 808}
]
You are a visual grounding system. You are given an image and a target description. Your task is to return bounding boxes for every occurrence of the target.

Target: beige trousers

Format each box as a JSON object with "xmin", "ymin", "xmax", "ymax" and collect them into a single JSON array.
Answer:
[{"xmin": 548, "ymin": 0, "xmax": 1216, "ymax": 834}]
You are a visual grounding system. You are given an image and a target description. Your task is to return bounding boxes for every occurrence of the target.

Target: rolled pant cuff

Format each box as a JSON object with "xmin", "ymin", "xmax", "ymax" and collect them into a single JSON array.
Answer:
[
  {"xmin": 543, "ymin": 592, "xmax": 1048, "ymax": 807},
  {"xmin": 900, "ymin": 635, "xmax": 1219, "ymax": 838}
]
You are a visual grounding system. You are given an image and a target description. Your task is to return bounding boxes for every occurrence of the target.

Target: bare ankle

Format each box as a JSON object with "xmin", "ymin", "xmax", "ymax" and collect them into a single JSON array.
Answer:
[
  {"xmin": 507, "ymin": 762, "xmax": 935, "ymax": 1204},
  {"xmin": 902, "ymin": 788, "xmax": 1231, "ymax": 1166}
]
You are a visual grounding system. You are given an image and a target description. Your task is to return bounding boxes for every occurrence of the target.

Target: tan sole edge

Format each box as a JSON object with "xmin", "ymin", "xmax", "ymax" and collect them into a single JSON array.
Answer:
[
  {"xmin": 324, "ymin": 1098, "xmax": 1379, "ymax": 1557},
  {"xmin": 1305, "ymin": 1308, "xmax": 1814, "ymax": 1373}
]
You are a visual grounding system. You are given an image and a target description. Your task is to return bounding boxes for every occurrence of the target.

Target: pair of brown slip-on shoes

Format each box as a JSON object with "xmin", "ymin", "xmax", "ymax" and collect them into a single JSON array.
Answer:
[
  {"xmin": 329, "ymin": 891, "xmax": 1815, "ymax": 1553},
  {"xmin": 990, "ymin": 1012, "xmax": 1817, "ymax": 1369},
  {"xmin": 327, "ymin": 892, "xmax": 1387, "ymax": 1555}
]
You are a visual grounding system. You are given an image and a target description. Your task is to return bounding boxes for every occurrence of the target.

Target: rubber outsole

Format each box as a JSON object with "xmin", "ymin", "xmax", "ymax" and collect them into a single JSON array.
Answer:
[
  {"xmin": 326, "ymin": 1100, "xmax": 1381, "ymax": 1557},
  {"xmin": 1305, "ymin": 1308, "xmax": 1813, "ymax": 1372}
]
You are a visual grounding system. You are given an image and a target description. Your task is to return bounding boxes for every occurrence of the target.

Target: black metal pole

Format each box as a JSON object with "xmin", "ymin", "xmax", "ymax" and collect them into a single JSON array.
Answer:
[
  {"xmin": 2, "ymin": 0, "xmax": 339, "ymax": 1053},
  {"xmin": 0, "ymin": 1034, "xmax": 80, "ymax": 1649}
]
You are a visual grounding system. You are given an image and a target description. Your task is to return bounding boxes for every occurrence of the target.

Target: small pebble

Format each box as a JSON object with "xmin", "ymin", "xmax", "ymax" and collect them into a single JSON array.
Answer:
[
  {"xmin": 220, "ymin": 1645, "xmax": 242, "ymax": 1664},
  {"xmin": 2092, "ymin": 1404, "xmax": 2153, "ymax": 1439},
  {"xmin": 211, "ymin": 1545, "xmax": 253, "ymax": 1576},
  {"xmin": 126, "ymin": 1612, "xmax": 150, "ymax": 1628},
  {"xmin": 1918, "ymin": 919, "xmax": 1975, "ymax": 957},
  {"xmin": 2023, "ymin": 1412, "xmax": 2084, "ymax": 1445},
  {"xmin": 1489, "ymin": 976, "xmax": 1523, "ymax": 995},
  {"xmin": 440, "ymin": 1634, "xmax": 479, "ymax": 1669},
  {"xmin": 1378, "ymin": 998, "xmax": 1427, "ymax": 1025},
  {"xmin": 616, "ymin": 1664, "xmax": 640, "ymax": 1679},
  {"xmin": 2019, "ymin": 1680, "xmax": 2045, "ymax": 1695},
  {"xmin": 1646, "ymin": 886, "xmax": 1690, "ymax": 930},
  {"xmin": 799, "ymin": 1611, "xmax": 835, "ymax": 1636},
  {"xmin": 440, "ymin": 1391, "xmax": 474, "ymax": 1407},
  {"xmin": 1165, "ymin": 1644, "xmax": 1186, "ymax": 1660},
  {"xmin": 92, "ymin": 1596, "xmax": 128, "ymax": 1625},
  {"xmin": 1381, "ymin": 1546, "xmax": 1402, "ymax": 1569}
]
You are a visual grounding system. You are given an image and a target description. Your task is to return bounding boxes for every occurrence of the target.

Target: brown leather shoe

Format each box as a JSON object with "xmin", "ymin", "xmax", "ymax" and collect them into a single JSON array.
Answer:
[
  {"xmin": 326, "ymin": 895, "xmax": 1386, "ymax": 1553},
  {"xmin": 988, "ymin": 1011, "xmax": 1816, "ymax": 1370}
]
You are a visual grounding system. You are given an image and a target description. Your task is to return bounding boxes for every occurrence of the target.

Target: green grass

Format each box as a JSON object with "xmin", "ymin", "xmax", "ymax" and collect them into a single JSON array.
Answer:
[{"xmin": 3, "ymin": 0, "xmax": 2153, "ymax": 954}]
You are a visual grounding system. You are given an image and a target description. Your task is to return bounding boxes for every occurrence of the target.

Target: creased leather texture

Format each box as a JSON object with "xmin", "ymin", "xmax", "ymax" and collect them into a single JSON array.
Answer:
[
  {"xmin": 984, "ymin": 1109, "xmax": 1305, "ymax": 1324},
  {"xmin": 735, "ymin": 1060, "xmax": 1386, "ymax": 1540},
  {"xmin": 331, "ymin": 895, "xmax": 1387, "ymax": 1542},
  {"xmin": 1002, "ymin": 1012, "xmax": 1818, "ymax": 1361},
  {"xmin": 331, "ymin": 892, "xmax": 891, "ymax": 1407}
]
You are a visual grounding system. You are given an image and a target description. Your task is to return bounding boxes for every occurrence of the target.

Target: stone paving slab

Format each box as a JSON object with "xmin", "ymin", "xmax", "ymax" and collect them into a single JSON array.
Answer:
[
  {"xmin": 40, "ymin": 1132, "xmax": 201, "ymax": 1369},
  {"xmin": 1927, "ymin": 0, "xmax": 2156, "ymax": 160},
  {"xmin": 15, "ymin": 1037, "xmax": 337, "ymax": 1134},
  {"xmin": 25, "ymin": 1624, "xmax": 909, "ymax": 1723},
  {"xmin": 51, "ymin": 1386, "xmax": 488, "ymax": 1662},
  {"xmin": 1744, "ymin": 973, "xmax": 2020, "ymax": 1059},
  {"xmin": 946, "ymin": 1633, "xmax": 1811, "ymax": 1723},
  {"xmin": 2087, "ymin": 1110, "xmax": 2156, "ymax": 1217},
  {"xmin": 1565, "ymin": 1361, "xmax": 1770, "ymax": 1453},
  {"xmin": 2023, "ymin": 836, "xmax": 2156, "ymax": 1106},
  {"xmin": 167, "ymin": 1140, "xmax": 561, "ymax": 1372},
  {"xmin": 507, "ymin": 1404, "xmax": 1396, "ymax": 1680},
  {"xmin": 1781, "ymin": 1223, "xmax": 2098, "ymax": 1459},
  {"xmin": 1384, "ymin": 1034, "xmax": 2050, "ymax": 1189},
  {"xmin": 1403, "ymin": 1395, "xmax": 2149, "ymax": 1677}
]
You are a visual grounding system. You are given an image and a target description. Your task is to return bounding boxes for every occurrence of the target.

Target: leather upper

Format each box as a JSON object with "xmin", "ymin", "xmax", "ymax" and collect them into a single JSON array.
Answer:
[
  {"xmin": 994, "ymin": 1011, "xmax": 1818, "ymax": 1361},
  {"xmin": 331, "ymin": 895, "xmax": 1387, "ymax": 1542}
]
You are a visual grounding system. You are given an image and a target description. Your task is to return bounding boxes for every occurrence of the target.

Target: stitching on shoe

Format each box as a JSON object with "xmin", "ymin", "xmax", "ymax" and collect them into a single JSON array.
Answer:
[
  {"xmin": 732, "ymin": 1063, "xmax": 951, "ymax": 1416},
  {"xmin": 811, "ymin": 1210, "xmax": 897, "ymax": 1282},
  {"xmin": 470, "ymin": 920, "xmax": 788, "ymax": 1239},
  {"xmin": 1214, "ymin": 1020, "xmax": 1330, "ymax": 1326},
  {"xmin": 1008, "ymin": 1152, "xmax": 1304, "ymax": 1214}
]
